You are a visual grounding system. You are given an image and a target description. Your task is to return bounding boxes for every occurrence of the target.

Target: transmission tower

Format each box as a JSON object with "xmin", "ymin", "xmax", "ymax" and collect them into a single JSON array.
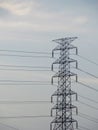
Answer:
[{"xmin": 50, "ymin": 37, "xmax": 78, "ymax": 130}]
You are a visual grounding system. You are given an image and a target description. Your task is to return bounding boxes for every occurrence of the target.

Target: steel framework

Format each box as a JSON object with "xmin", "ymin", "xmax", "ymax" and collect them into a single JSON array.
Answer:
[{"xmin": 50, "ymin": 37, "xmax": 78, "ymax": 130}]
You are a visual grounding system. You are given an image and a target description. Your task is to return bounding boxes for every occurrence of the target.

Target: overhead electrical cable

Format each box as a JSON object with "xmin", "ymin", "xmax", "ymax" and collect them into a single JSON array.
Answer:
[
  {"xmin": 71, "ymin": 53, "xmax": 98, "ymax": 67},
  {"xmin": 0, "ymin": 80, "xmax": 50, "ymax": 83},
  {"xmin": 0, "ymin": 115, "xmax": 51, "ymax": 119},
  {"xmin": 0, "ymin": 64, "xmax": 51, "ymax": 69},
  {"xmin": 77, "ymin": 100, "xmax": 98, "ymax": 110},
  {"xmin": 78, "ymin": 112, "xmax": 98, "ymax": 121},
  {"xmin": 0, "ymin": 122, "xmax": 19, "ymax": 130},
  {"xmin": 77, "ymin": 114, "xmax": 98, "ymax": 124},
  {"xmin": 76, "ymin": 67, "xmax": 98, "ymax": 78},
  {"xmin": 77, "ymin": 81, "xmax": 98, "ymax": 92},
  {"xmin": 72, "ymin": 66, "xmax": 98, "ymax": 79},
  {"xmin": 0, "ymin": 68, "xmax": 52, "ymax": 72},
  {"xmin": 79, "ymin": 126, "xmax": 91, "ymax": 130},
  {"xmin": 0, "ymin": 49, "xmax": 51, "ymax": 54},
  {"xmin": 0, "ymin": 54, "xmax": 53, "ymax": 58},
  {"xmin": 78, "ymin": 94, "xmax": 98, "ymax": 104},
  {"xmin": 77, "ymin": 54, "xmax": 98, "ymax": 66},
  {"xmin": 0, "ymin": 100, "xmax": 51, "ymax": 104}
]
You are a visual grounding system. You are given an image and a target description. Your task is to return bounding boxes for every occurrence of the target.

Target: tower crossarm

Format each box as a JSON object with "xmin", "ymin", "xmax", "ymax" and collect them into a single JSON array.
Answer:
[
  {"xmin": 51, "ymin": 71, "xmax": 77, "ymax": 84},
  {"xmin": 51, "ymin": 90, "xmax": 78, "ymax": 102},
  {"xmin": 52, "ymin": 44, "xmax": 78, "ymax": 57},
  {"xmin": 52, "ymin": 58, "xmax": 78, "ymax": 71},
  {"xmin": 52, "ymin": 37, "xmax": 77, "ymax": 45}
]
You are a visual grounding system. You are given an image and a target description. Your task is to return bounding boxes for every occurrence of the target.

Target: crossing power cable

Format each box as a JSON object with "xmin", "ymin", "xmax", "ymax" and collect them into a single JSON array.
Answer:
[
  {"xmin": 77, "ymin": 114, "xmax": 98, "ymax": 124},
  {"xmin": 0, "ymin": 68, "xmax": 52, "ymax": 72},
  {"xmin": 73, "ymin": 111, "xmax": 98, "ymax": 124},
  {"xmin": 0, "ymin": 95, "xmax": 97, "ymax": 105},
  {"xmin": 0, "ymin": 64, "xmax": 57, "ymax": 72},
  {"xmin": 0, "ymin": 80, "xmax": 50, "ymax": 83},
  {"xmin": 0, "ymin": 112, "xmax": 97, "ymax": 125},
  {"xmin": 0, "ymin": 84, "xmax": 52, "ymax": 86},
  {"xmin": 0, "ymin": 64, "xmax": 52, "ymax": 72},
  {"xmin": 0, "ymin": 122, "xmax": 19, "ymax": 130},
  {"xmin": 71, "ymin": 53, "xmax": 98, "ymax": 67},
  {"xmin": 78, "ymin": 112, "xmax": 98, "ymax": 121},
  {"xmin": 78, "ymin": 94, "xmax": 98, "ymax": 104},
  {"xmin": 0, "ymin": 49, "xmax": 51, "ymax": 55},
  {"xmin": 76, "ymin": 81, "xmax": 98, "ymax": 92},
  {"xmin": 0, "ymin": 100, "xmax": 51, "ymax": 104},
  {"xmin": 0, "ymin": 54, "xmax": 53, "ymax": 58},
  {"xmin": 77, "ymin": 100, "xmax": 98, "ymax": 110},
  {"xmin": 77, "ymin": 54, "xmax": 98, "ymax": 67},
  {"xmin": 0, "ymin": 113, "xmax": 97, "ymax": 124},
  {"xmin": 79, "ymin": 126, "xmax": 91, "ymax": 130},
  {"xmin": 0, "ymin": 49, "xmax": 98, "ymax": 66},
  {"xmin": 0, "ymin": 80, "xmax": 59, "ymax": 86},
  {"xmin": 0, "ymin": 99, "xmax": 97, "ymax": 113},
  {"xmin": 0, "ymin": 115, "xmax": 51, "ymax": 119},
  {"xmin": 0, "ymin": 64, "xmax": 51, "ymax": 69},
  {"xmin": 76, "ymin": 67, "xmax": 98, "ymax": 79},
  {"xmin": 72, "ymin": 66, "xmax": 98, "ymax": 79}
]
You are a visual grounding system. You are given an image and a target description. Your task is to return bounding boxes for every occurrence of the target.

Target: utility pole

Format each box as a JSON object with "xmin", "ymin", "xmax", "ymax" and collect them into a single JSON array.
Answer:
[{"xmin": 50, "ymin": 37, "xmax": 78, "ymax": 130}]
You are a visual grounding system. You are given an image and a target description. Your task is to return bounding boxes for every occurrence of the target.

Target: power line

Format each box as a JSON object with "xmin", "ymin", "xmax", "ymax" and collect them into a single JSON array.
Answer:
[
  {"xmin": 72, "ymin": 53, "xmax": 98, "ymax": 67},
  {"xmin": 0, "ymin": 64, "xmax": 51, "ymax": 69},
  {"xmin": 0, "ymin": 99, "xmax": 97, "ymax": 110},
  {"xmin": 0, "ymin": 49, "xmax": 98, "ymax": 67},
  {"xmin": 0, "ymin": 49, "xmax": 51, "ymax": 55},
  {"xmin": 0, "ymin": 80, "xmax": 50, "ymax": 83},
  {"xmin": 0, "ymin": 68, "xmax": 51, "ymax": 72},
  {"xmin": 0, "ymin": 80, "xmax": 59, "ymax": 86},
  {"xmin": 77, "ymin": 100, "xmax": 98, "ymax": 110},
  {"xmin": 0, "ymin": 64, "xmax": 57, "ymax": 72},
  {"xmin": 72, "ymin": 66, "xmax": 98, "ymax": 79},
  {"xmin": 77, "ymin": 54, "xmax": 98, "ymax": 67},
  {"xmin": 0, "ymin": 64, "xmax": 52, "ymax": 71},
  {"xmin": 77, "ymin": 81, "xmax": 98, "ymax": 92},
  {"xmin": 0, "ymin": 115, "xmax": 51, "ymax": 119},
  {"xmin": 0, "ymin": 99, "xmax": 93, "ymax": 105},
  {"xmin": 0, "ymin": 80, "xmax": 53, "ymax": 86},
  {"xmin": 79, "ymin": 126, "xmax": 91, "ymax": 130},
  {"xmin": 78, "ymin": 112, "xmax": 98, "ymax": 121},
  {"xmin": 0, "ymin": 113, "xmax": 97, "ymax": 124},
  {"xmin": 77, "ymin": 114, "xmax": 98, "ymax": 124},
  {"xmin": 76, "ymin": 67, "xmax": 98, "ymax": 79},
  {"xmin": 0, "ymin": 100, "xmax": 51, "ymax": 104},
  {"xmin": 73, "ymin": 110, "xmax": 98, "ymax": 123},
  {"xmin": 76, "ymin": 128, "xmax": 82, "ymax": 130},
  {"xmin": 78, "ymin": 94, "xmax": 98, "ymax": 104},
  {"xmin": 0, "ymin": 122, "xmax": 19, "ymax": 130},
  {"xmin": 73, "ymin": 111, "xmax": 98, "ymax": 124},
  {"xmin": 0, "ymin": 49, "xmax": 98, "ymax": 66},
  {"xmin": 0, "ymin": 54, "xmax": 53, "ymax": 58},
  {"xmin": 0, "ymin": 84, "xmax": 52, "ymax": 86}
]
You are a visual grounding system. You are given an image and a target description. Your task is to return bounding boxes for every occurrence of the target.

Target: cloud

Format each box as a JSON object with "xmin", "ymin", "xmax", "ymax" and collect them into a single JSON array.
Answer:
[
  {"xmin": 0, "ymin": 7, "xmax": 11, "ymax": 17},
  {"xmin": 0, "ymin": 0, "xmax": 90, "ymax": 34},
  {"xmin": 0, "ymin": 0, "xmax": 40, "ymax": 16}
]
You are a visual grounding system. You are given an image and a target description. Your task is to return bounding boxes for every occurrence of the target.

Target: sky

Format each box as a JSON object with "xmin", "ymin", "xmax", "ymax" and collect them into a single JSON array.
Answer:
[{"xmin": 0, "ymin": 0, "xmax": 98, "ymax": 130}]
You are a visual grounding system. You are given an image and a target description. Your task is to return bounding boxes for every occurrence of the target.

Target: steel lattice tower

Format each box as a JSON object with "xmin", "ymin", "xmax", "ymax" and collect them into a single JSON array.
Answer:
[{"xmin": 50, "ymin": 37, "xmax": 78, "ymax": 130}]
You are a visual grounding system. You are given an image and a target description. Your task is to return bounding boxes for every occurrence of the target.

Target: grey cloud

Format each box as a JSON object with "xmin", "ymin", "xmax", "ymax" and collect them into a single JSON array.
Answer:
[{"xmin": 0, "ymin": 7, "xmax": 11, "ymax": 17}]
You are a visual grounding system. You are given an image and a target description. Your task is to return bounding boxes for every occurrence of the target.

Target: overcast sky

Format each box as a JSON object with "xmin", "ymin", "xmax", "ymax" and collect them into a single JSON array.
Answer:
[{"xmin": 0, "ymin": 0, "xmax": 98, "ymax": 130}]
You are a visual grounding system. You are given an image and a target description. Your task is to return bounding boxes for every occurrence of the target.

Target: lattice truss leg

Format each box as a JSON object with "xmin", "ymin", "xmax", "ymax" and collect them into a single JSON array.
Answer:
[{"xmin": 50, "ymin": 37, "xmax": 78, "ymax": 130}]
